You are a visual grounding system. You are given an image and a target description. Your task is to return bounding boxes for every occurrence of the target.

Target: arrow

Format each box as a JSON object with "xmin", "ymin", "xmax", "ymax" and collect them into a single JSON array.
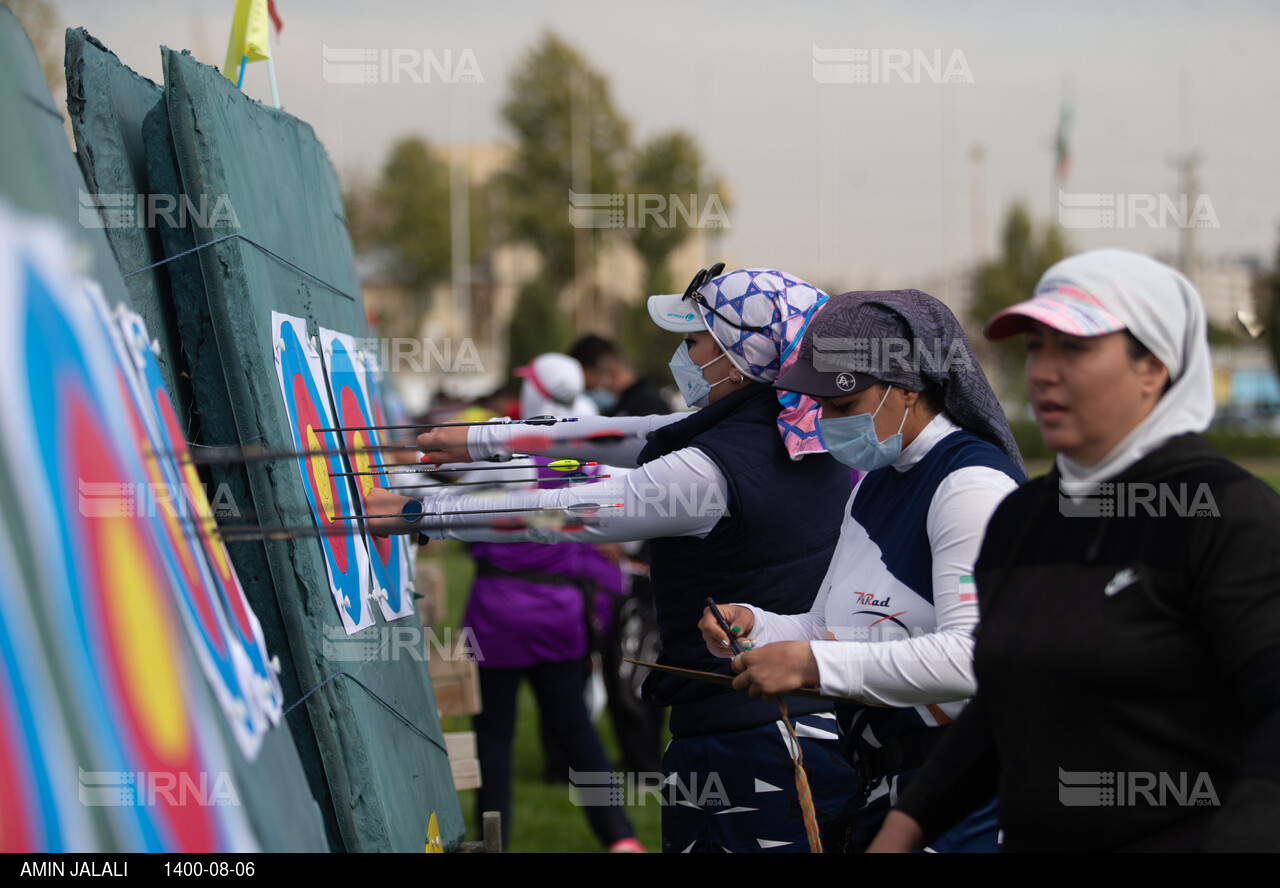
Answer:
[
  {"xmin": 315, "ymin": 414, "xmax": 578, "ymax": 434},
  {"xmin": 330, "ymin": 501, "xmax": 624, "ymax": 523},
  {"xmin": 164, "ymin": 440, "xmax": 422, "ymax": 467},
  {"xmin": 393, "ymin": 473, "xmax": 607, "ymax": 490},
  {"xmin": 212, "ymin": 523, "xmax": 367, "ymax": 542},
  {"xmin": 332, "ymin": 460, "xmax": 595, "ymax": 478},
  {"xmin": 168, "ymin": 470, "xmax": 605, "ymax": 528},
  {"xmin": 209, "ymin": 513, "xmax": 605, "ymax": 543},
  {"xmin": 622, "ymin": 659, "xmax": 829, "ymax": 701}
]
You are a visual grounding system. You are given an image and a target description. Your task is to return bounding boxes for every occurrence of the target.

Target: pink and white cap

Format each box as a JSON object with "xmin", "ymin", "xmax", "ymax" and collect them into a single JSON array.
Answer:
[{"xmin": 984, "ymin": 282, "xmax": 1126, "ymax": 340}]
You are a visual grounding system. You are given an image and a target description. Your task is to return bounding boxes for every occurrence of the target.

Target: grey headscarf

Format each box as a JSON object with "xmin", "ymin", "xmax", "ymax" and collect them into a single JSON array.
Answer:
[{"xmin": 806, "ymin": 289, "xmax": 1024, "ymax": 471}]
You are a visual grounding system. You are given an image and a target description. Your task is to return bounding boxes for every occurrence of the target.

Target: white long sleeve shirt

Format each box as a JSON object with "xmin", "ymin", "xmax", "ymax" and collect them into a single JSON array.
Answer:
[
  {"xmin": 741, "ymin": 414, "xmax": 1019, "ymax": 713},
  {"xmin": 413, "ymin": 413, "xmax": 734, "ymax": 543}
]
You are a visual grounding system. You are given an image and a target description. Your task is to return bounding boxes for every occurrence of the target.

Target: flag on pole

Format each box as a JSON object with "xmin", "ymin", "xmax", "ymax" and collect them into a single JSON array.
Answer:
[
  {"xmin": 1054, "ymin": 101, "xmax": 1073, "ymax": 182},
  {"xmin": 267, "ymin": 0, "xmax": 284, "ymax": 35},
  {"xmin": 223, "ymin": 0, "xmax": 272, "ymax": 85}
]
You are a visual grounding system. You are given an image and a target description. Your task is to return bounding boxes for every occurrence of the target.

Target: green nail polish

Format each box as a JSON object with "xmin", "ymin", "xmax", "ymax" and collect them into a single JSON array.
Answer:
[{"xmin": 731, "ymin": 626, "xmax": 741, "ymax": 635}]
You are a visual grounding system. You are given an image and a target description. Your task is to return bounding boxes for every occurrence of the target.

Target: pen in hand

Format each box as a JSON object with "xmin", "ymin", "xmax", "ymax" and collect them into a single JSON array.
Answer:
[{"xmin": 705, "ymin": 597, "xmax": 745, "ymax": 656}]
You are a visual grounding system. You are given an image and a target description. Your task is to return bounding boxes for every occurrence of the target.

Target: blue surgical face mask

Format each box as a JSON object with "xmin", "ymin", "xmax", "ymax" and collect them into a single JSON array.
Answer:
[
  {"xmin": 669, "ymin": 341, "xmax": 731, "ymax": 408},
  {"xmin": 818, "ymin": 385, "xmax": 910, "ymax": 471},
  {"xmin": 586, "ymin": 387, "xmax": 617, "ymax": 413}
]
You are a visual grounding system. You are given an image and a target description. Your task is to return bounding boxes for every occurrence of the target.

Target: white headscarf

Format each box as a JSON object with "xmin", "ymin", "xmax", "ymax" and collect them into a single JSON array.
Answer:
[{"xmin": 1036, "ymin": 250, "xmax": 1215, "ymax": 484}]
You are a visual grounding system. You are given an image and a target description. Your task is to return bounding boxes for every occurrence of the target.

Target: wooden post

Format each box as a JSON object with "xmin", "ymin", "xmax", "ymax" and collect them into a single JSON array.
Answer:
[{"xmin": 482, "ymin": 811, "xmax": 502, "ymax": 853}]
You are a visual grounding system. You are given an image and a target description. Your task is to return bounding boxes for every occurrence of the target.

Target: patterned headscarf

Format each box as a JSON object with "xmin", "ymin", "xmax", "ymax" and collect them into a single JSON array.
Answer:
[
  {"xmin": 693, "ymin": 268, "xmax": 829, "ymax": 459},
  {"xmin": 803, "ymin": 289, "xmax": 1024, "ymax": 471}
]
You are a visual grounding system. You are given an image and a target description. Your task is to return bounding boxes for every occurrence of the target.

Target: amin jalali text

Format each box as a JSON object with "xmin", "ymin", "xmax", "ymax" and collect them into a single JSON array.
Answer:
[{"xmin": 20, "ymin": 860, "xmax": 127, "ymax": 877}]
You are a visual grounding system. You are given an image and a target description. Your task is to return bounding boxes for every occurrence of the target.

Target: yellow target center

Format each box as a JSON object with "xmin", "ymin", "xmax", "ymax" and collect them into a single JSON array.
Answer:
[
  {"xmin": 182, "ymin": 460, "xmax": 232, "ymax": 577},
  {"xmin": 103, "ymin": 518, "xmax": 188, "ymax": 760},
  {"xmin": 352, "ymin": 432, "xmax": 375, "ymax": 497},
  {"xmin": 306, "ymin": 425, "xmax": 336, "ymax": 521}
]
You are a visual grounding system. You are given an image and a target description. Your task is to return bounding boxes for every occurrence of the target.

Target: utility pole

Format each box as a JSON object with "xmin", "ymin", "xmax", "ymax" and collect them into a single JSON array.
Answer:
[
  {"xmin": 449, "ymin": 145, "xmax": 471, "ymax": 343},
  {"xmin": 570, "ymin": 70, "xmax": 595, "ymax": 335},
  {"xmin": 1169, "ymin": 150, "xmax": 1201, "ymax": 281},
  {"xmin": 448, "ymin": 87, "xmax": 472, "ymax": 345},
  {"xmin": 1169, "ymin": 71, "xmax": 1200, "ymax": 282},
  {"xmin": 969, "ymin": 143, "xmax": 988, "ymax": 268},
  {"xmin": 1051, "ymin": 76, "xmax": 1073, "ymax": 233}
]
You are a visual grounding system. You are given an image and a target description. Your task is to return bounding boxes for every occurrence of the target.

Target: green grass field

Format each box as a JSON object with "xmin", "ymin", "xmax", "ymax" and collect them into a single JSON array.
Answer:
[{"xmin": 430, "ymin": 459, "xmax": 1280, "ymax": 852}]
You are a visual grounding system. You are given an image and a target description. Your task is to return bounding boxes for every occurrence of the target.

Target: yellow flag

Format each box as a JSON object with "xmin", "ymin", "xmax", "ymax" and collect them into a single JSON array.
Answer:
[
  {"xmin": 425, "ymin": 813, "xmax": 444, "ymax": 853},
  {"xmin": 223, "ymin": 0, "xmax": 272, "ymax": 83}
]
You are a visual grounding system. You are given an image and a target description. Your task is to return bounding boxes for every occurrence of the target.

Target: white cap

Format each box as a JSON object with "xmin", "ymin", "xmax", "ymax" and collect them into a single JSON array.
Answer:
[
  {"xmin": 647, "ymin": 291, "xmax": 708, "ymax": 332},
  {"xmin": 514, "ymin": 353, "xmax": 585, "ymax": 418}
]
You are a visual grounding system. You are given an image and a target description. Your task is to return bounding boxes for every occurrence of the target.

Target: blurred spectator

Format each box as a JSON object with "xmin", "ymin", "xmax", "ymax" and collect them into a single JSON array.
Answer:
[{"xmin": 571, "ymin": 334, "xmax": 671, "ymax": 416}]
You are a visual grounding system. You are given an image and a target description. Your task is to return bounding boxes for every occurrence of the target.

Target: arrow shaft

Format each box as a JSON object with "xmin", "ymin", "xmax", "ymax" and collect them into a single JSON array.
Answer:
[
  {"xmin": 175, "ymin": 441, "xmax": 420, "ymax": 467},
  {"xmin": 332, "ymin": 461, "xmax": 594, "ymax": 478},
  {"xmin": 330, "ymin": 503, "xmax": 620, "ymax": 522},
  {"xmin": 393, "ymin": 473, "xmax": 605, "ymax": 490},
  {"xmin": 212, "ymin": 516, "xmax": 605, "ymax": 542},
  {"xmin": 314, "ymin": 415, "xmax": 579, "ymax": 434},
  {"xmin": 621, "ymin": 659, "xmax": 829, "ymax": 701}
]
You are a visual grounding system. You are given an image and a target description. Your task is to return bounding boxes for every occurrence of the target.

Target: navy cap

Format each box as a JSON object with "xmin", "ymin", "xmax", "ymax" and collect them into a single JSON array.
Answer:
[{"xmin": 773, "ymin": 292, "xmax": 919, "ymax": 398}]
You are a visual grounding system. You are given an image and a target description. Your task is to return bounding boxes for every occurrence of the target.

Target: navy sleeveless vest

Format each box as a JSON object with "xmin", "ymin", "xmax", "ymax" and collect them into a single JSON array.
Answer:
[{"xmin": 636, "ymin": 384, "xmax": 851, "ymax": 736}]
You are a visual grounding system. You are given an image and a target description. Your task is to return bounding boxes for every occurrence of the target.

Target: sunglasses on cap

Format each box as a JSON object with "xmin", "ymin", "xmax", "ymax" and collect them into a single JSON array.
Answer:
[{"xmin": 682, "ymin": 263, "xmax": 770, "ymax": 334}]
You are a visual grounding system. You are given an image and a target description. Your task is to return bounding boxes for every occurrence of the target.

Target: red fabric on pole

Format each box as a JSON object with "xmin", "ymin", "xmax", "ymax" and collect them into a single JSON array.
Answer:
[{"xmin": 267, "ymin": 0, "xmax": 283, "ymax": 33}]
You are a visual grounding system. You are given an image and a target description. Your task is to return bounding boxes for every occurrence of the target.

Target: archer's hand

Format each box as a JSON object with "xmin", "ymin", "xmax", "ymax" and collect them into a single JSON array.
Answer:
[
  {"xmin": 593, "ymin": 542, "xmax": 626, "ymax": 564},
  {"xmin": 866, "ymin": 810, "xmax": 926, "ymax": 853},
  {"xmin": 730, "ymin": 641, "xmax": 820, "ymax": 700},
  {"xmin": 363, "ymin": 487, "xmax": 419, "ymax": 536},
  {"xmin": 416, "ymin": 425, "xmax": 473, "ymax": 465},
  {"xmin": 699, "ymin": 604, "xmax": 755, "ymax": 658}
]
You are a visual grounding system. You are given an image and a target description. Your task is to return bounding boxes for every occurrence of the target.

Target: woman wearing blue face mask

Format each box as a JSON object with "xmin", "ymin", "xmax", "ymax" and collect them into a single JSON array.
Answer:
[
  {"xmin": 369, "ymin": 266, "xmax": 860, "ymax": 853},
  {"xmin": 698, "ymin": 289, "xmax": 1026, "ymax": 852}
]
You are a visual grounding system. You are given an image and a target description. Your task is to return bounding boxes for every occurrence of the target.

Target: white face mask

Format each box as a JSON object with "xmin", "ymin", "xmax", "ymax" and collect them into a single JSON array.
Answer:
[{"xmin": 669, "ymin": 341, "xmax": 731, "ymax": 408}]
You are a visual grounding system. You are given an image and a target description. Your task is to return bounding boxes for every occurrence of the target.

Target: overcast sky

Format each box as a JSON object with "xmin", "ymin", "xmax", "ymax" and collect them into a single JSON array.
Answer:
[{"xmin": 48, "ymin": 0, "xmax": 1280, "ymax": 292}]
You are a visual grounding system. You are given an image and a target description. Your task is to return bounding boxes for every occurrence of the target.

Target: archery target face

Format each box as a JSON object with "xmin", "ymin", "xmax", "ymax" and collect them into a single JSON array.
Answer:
[
  {"xmin": 0, "ymin": 205, "xmax": 255, "ymax": 851},
  {"xmin": 103, "ymin": 306, "xmax": 284, "ymax": 751},
  {"xmin": 319, "ymin": 328, "xmax": 414, "ymax": 623},
  {"xmin": 272, "ymin": 313, "xmax": 372, "ymax": 634}
]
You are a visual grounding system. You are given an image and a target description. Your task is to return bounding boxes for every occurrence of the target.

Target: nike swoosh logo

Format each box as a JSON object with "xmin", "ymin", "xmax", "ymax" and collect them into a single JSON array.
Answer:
[{"xmin": 1104, "ymin": 568, "xmax": 1139, "ymax": 597}]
